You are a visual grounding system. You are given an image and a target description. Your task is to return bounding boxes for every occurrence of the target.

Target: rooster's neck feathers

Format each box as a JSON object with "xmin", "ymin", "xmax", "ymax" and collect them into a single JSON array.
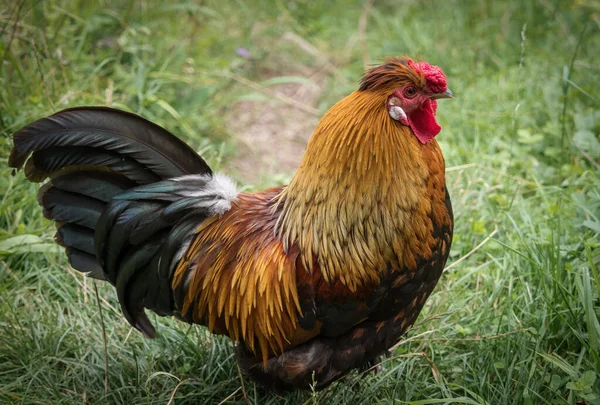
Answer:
[{"xmin": 276, "ymin": 90, "xmax": 447, "ymax": 290}]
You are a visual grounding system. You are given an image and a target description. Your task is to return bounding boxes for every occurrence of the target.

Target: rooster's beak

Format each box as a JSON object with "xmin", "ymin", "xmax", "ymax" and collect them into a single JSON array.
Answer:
[{"xmin": 429, "ymin": 89, "xmax": 454, "ymax": 100}]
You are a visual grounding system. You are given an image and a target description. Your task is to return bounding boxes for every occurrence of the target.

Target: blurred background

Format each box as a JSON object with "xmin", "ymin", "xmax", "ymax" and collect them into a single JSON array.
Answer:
[{"xmin": 1, "ymin": 1, "xmax": 599, "ymax": 404}]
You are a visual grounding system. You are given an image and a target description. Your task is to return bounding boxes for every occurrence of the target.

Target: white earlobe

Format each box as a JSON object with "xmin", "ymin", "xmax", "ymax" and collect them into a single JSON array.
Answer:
[{"xmin": 389, "ymin": 106, "xmax": 407, "ymax": 121}]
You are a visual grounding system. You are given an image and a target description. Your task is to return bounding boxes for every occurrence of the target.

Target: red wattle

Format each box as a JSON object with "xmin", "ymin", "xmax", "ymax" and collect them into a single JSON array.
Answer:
[{"xmin": 408, "ymin": 99, "xmax": 441, "ymax": 144}]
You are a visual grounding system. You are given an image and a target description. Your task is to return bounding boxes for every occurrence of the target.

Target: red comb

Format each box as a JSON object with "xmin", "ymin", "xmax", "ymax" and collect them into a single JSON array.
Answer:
[{"xmin": 408, "ymin": 60, "xmax": 447, "ymax": 93}]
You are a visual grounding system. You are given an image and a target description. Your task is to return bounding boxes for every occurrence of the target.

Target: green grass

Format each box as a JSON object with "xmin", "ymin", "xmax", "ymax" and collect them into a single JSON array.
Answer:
[{"xmin": 1, "ymin": 0, "xmax": 600, "ymax": 403}]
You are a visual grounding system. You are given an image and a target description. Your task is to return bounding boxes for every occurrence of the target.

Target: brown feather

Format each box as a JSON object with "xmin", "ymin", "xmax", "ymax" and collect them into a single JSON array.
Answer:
[
  {"xmin": 359, "ymin": 57, "xmax": 426, "ymax": 92},
  {"xmin": 172, "ymin": 188, "xmax": 304, "ymax": 362}
]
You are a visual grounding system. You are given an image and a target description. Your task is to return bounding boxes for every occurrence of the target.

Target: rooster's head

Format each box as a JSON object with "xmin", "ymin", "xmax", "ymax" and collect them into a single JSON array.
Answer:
[{"xmin": 360, "ymin": 57, "xmax": 454, "ymax": 144}]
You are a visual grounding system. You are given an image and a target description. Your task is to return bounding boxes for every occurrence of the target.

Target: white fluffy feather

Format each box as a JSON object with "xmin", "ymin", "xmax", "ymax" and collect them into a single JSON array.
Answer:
[{"xmin": 174, "ymin": 172, "xmax": 239, "ymax": 216}]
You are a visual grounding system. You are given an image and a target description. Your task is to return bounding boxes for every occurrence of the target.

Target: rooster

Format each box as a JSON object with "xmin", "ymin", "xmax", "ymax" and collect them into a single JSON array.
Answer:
[{"xmin": 9, "ymin": 56, "xmax": 454, "ymax": 391}]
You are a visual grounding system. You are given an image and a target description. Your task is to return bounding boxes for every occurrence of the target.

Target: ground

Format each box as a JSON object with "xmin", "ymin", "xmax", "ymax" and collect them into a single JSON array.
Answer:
[{"xmin": 228, "ymin": 63, "xmax": 323, "ymax": 183}]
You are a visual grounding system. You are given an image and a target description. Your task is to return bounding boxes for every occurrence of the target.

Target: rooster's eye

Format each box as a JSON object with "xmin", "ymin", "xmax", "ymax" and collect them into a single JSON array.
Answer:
[{"xmin": 403, "ymin": 87, "xmax": 417, "ymax": 98}]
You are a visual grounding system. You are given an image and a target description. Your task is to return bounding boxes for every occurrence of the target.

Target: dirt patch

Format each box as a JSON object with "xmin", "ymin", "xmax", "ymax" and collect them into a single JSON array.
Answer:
[{"xmin": 227, "ymin": 66, "xmax": 324, "ymax": 185}]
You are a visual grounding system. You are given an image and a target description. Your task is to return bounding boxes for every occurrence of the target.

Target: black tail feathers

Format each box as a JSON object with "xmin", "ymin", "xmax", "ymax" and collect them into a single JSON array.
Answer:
[{"xmin": 10, "ymin": 107, "xmax": 219, "ymax": 337}]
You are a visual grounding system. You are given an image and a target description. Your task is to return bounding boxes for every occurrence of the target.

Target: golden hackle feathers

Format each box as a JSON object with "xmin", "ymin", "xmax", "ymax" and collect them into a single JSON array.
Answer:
[{"xmin": 276, "ymin": 86, "xmax": 446, "ymax": 292}]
